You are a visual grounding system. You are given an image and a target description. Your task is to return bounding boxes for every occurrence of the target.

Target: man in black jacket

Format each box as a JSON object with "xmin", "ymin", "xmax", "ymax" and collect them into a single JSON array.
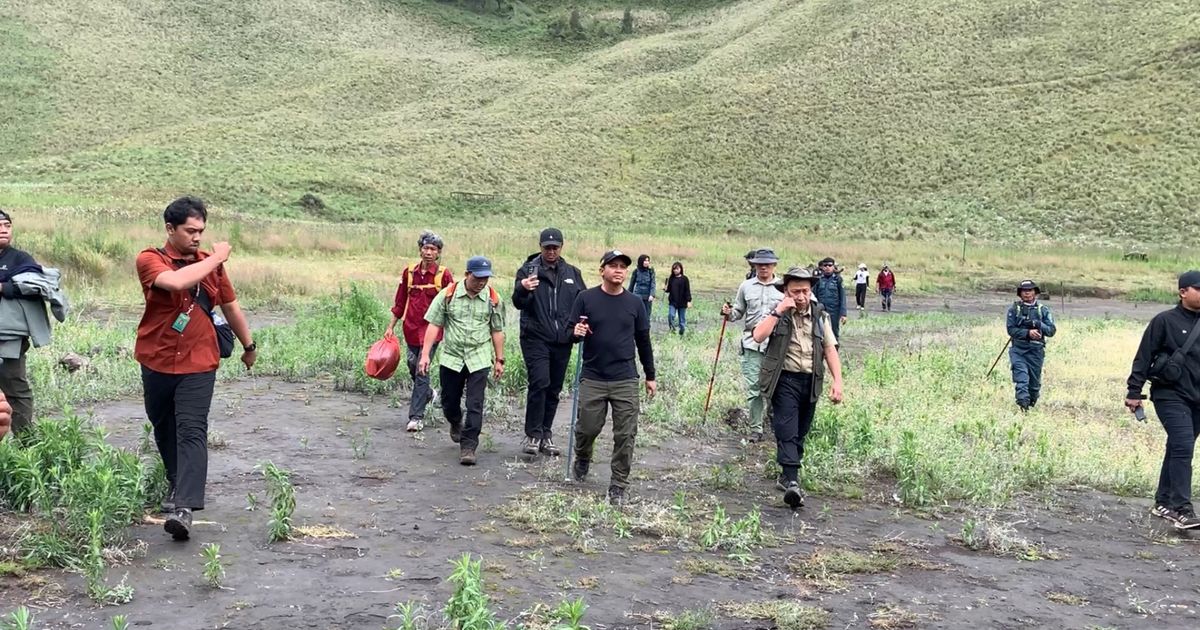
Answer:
[
  {"xmin": 0, "ymin": 210, "xmax": 45, "ymax": 436},
  {"xmin": 513, "ymin": 228, "xmax": 587, "ymax": 456},
  {"xmin": 1126, "ymin": 270, "xmax": 1200, "ymax": 530}
]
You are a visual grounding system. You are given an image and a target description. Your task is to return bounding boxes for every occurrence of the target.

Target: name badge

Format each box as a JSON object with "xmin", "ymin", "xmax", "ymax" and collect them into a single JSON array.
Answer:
[{"xmin": 172, "ymin": 312, "xmax": 191, "ymax": 333}]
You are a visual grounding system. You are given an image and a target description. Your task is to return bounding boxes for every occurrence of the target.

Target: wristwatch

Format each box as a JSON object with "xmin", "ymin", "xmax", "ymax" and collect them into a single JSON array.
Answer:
[
  {"xmin": 495, "ymin": 357, "xmax": 505, "ymax": 364},
  {"xmin": 244, "ymin": 342, "xmax": 258, "ymax": 352}
]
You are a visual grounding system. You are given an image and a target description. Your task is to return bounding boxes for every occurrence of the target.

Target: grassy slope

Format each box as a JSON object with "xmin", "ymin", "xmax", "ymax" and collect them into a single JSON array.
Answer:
[{"xmin": 0, "ymin": 0, "xmax": 1198, "ymax": 247}]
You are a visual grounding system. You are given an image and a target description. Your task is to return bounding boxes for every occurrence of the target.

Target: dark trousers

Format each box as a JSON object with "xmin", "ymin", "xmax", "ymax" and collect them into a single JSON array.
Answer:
[
  {"xmin": 771, "ymin": 371, "xmax": 817, "ymax": 483},
  {"xmin": 1009, "ymin": 343, "xmax": 1045, "ymax": 406},
  {"xmin": 141, "ymin": 366, "xmax": 217, "ymax": 510},
  {"xmin": 881, "ymin": 289, "xmax": 893, "ymax": 310},
  {"xmin": 0, "ymin": 340, "xmax": 33, "ymax": 435},
  {"xmin": 440, "ymin": 365, "xmax": 489, "ymax": 450},
  {"xmin": 521, "ymin": 337, "xmax": 572, "ymax": 440},
  {"xmin": 406, "ymin": 343, "xmax": 438, "ymax": 420},
  {"xmin": 574, "ymin": 379, "xmax": 640, "ymax": 488},
  {"xmin": 855, "ymin": 284, "xmax": 867, "ymax": 308},
  {"xmin": 1154, "ymin": 396, "xmax": 1200, "ymax": 511}
]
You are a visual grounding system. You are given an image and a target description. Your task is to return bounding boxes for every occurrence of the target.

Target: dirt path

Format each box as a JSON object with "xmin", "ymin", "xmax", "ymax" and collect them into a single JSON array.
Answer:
[{"xmin": 5, "ymin": 377, "xmax": 1198, "ymax": 629}]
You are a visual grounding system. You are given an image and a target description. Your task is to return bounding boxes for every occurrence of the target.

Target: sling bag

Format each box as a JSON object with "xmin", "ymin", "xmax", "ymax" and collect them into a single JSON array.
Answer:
[{"xmin": 1149, "ymin": 318, "xmax": 1200, "ymax": 387}]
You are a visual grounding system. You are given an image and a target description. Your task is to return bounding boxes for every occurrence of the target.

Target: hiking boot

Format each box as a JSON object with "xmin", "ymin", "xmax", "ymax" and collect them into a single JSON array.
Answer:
[
  {"xmin": 449, "ymin": 422, "xmax": 462, "ymax": 444},
  {"xmin": 459, "ymin": 448, "xmax": 477, "ymax": 466},
  {"xmin": 607, "ymin": 485, "xmax": 626, "ymax": 506},
  {"xmin": 1017, "ymin": 401, "xmax": 1030, "ymax": 413},
  {"xmin": 748, "ymin": 431, "xmax": 764, "ymax": 443},
  {"xmin": 164, "ymin": 508, "xmax": 192, "ymax": 541},
  {"xmin": 775, "ymin": 475, "xmax": 788, "ymax": 492},
  {"xmin": 783, "ymin": 482, "xmax": 804, "ymax": 510},
  {"xmin": 539, "ymin": 438, "xmax": 561, "ymax": 456},
  {"xmin": 406, "ymin": 419, "xmax": 424, "ymax": 432},
  {"xmin": 522, "ymin": 436, "xmax": 539, "ymax": 455},
  {"xmin": 1151, "ymin": 504, "xmax": 1181, "ymax": 524},
  {"xmin": 1174, "ymin": 508, "xmax": 1200, "ymax": 530},
  {"xmin": 572, "ymin": 458, "xmax": 589, "ymax": 482},
  {"xmin": 160, "ymin": 486, "xmax": 176, "ymax": 513}
]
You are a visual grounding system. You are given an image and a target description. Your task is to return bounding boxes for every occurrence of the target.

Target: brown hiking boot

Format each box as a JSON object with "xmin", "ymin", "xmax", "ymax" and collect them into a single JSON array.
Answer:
[
  {"xmin": 449, "ymin": 422, "xmax": 462, "ymax": 444},
  {"xmin": 459, "ymin": 448, "xmax": 477, "ymax": 466}
]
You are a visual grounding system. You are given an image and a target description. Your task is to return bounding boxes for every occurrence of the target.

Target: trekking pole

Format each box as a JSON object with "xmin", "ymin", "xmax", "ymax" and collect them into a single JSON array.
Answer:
[
  {"xmin": 702, "ymin": 304, "xmax": 731, "ymax": 423},
  {"xmin": 984, "ymin": 337, "xmax": 1012, "ymax": 380},
  {"xmin": 564, "ymin": 317, "xmax": 587, "ymax": 481}
]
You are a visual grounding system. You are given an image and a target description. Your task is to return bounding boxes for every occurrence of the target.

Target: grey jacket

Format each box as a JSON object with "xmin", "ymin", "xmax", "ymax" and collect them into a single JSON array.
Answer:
[{"xmin": 0, "ymin": 268, "xmax": 68, "ymax": 359}]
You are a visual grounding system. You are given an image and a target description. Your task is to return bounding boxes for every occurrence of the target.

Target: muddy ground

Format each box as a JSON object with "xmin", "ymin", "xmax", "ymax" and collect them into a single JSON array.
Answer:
[{"xmin": 4, "ymin": 293, "xmax": 1191, "ymax": 629}]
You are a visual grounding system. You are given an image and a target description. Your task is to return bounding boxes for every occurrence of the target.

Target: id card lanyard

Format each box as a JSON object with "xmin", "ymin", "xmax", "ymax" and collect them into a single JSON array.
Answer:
[{"xmin": 171, "ymin": 284, "xmax": 201, "ymax": 333}]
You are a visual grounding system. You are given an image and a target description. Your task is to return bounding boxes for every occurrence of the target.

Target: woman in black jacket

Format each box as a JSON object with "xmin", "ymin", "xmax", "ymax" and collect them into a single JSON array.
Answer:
[{"xmin": 664, "ymin": 261, "xmax": 692, "ymax": 336}]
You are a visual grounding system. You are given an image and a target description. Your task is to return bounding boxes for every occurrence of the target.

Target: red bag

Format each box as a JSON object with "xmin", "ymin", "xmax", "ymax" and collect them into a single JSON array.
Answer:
[{"xmin": 364, "ymin": 333, "xmax": 402, "ymax": 380}]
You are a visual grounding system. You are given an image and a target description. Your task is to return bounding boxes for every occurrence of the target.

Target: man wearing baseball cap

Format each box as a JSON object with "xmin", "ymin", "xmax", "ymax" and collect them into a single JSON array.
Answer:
[
  {"xmin": 568, "ymin": 250, "xmax": 656, "ymax": 505},
  {"xmin": 722, "ymin": 248, "xmax": 784, "ymax": 441},
  {"xmin": 814, "ymin": 257, "xmax": 848, "ymax": 340},
  {"xmin": 419, "ymin": 256, "xmax": 506, "ymax": 466},
  {"xmin": 1126, "ymin": 270, "xmax": 1200, "ymax": 530},
  {"xmin": 513, "ymin": 228, "xmax": 587, "ymax": 456},
  {"xmin": 752, "ymin": 266, "xmax": 844, "ymax": 509},
  {"xmin": 1005, "ymin": 279, "xmax": 1056, "ymax": 411}
]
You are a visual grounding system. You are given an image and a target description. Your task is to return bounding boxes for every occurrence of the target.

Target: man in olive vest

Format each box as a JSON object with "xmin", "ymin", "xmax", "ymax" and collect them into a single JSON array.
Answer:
[{"xmin": 752, "ymin": 266, "xmax": 844, "ymax": 509}]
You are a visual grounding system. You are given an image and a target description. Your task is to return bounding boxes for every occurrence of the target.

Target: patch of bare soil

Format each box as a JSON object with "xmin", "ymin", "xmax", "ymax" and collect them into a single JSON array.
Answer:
[{"xmin": 4, "ymin": 377, "xmax": 1199, "ymax": 629}]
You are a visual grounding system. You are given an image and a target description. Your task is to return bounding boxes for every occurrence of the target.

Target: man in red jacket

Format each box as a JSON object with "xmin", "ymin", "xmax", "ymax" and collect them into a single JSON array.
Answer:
[
  {"xmin": 876, "ymin": 264, "xmax": 896, "ymax": 312},
  {"xmin": 386, "ymin": 231, "xmax": 454, "ymax": 432}
]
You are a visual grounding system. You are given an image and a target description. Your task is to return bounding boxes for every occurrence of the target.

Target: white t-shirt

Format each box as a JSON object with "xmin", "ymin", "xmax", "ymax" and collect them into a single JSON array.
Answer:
[{"xmin": 854, "ymin": 270, "xmax": 869, "ymax": 285}]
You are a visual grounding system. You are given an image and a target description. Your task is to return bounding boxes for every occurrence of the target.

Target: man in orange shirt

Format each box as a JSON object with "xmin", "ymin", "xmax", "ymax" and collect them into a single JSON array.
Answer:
[
  {"xmin": 386, "ymin": 231, "xmax": 453, "ymax": 432},
  {"xmin": 135, "ymin": 197, "xmax": 256, "ymax": 541}
]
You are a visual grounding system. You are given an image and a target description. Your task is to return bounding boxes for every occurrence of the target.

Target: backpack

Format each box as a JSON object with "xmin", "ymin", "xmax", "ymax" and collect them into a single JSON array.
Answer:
[
  {"xmin": 400, "ymin": 262, "xmax": 448, "ymax": 322},
  {"xmin": 443, "ymin": 282, "xmax": 500, "ymax": 312}
]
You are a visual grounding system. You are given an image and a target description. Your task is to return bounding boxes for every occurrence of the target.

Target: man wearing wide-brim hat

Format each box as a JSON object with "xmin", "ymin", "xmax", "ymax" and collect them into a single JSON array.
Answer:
[
  {"xmin": 722, "ymin": 248, "xmax": 785, "ymax": 441},
  {"xmin": 1005, "ymin": 279, "xmax": 1056, "ymax": 411},
  {"xmin": 752, "ymin": 266, "xmax": 844, "ymax": 509}
]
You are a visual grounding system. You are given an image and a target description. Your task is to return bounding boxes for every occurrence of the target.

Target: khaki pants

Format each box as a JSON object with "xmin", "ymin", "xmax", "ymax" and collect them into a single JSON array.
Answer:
[
  {"xmin": 573, "ymin": 378, "xmax": 640, "ymax": 488},
  {"xmin": 740, "ymin": 348, "xmax": 766, "ymax": 434}
]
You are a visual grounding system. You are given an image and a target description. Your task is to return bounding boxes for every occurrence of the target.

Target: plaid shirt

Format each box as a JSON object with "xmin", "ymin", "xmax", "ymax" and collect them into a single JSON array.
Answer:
[{"xmin": 424, "ymin": 282, "xmax": 506, "ymax": 373}]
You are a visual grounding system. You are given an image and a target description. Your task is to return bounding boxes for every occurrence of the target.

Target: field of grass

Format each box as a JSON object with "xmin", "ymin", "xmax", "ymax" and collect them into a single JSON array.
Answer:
[{"xmin": 0, "ymin": 0, "xmax": 1198, "ymax": 249}]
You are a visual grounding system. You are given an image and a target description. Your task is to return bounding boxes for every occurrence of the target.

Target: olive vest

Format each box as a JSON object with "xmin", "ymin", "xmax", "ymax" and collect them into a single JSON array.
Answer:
[{"xmin": 759, "ymin": 301, "xmax": 827, "ymax": 403}]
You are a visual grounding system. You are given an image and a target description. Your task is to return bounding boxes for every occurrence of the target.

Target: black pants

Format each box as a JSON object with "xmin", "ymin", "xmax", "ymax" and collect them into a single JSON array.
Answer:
[
  {"xmin": 141, "ymin": 366, "xmax": 217, "ymax": 510},
  {"xmin": 0, "ymin": 340, "xmax": 33, "ymax": 435},
  {"xmin": 521, "ymin": 337, "xmax": 572, "ymax": 440},
  {"xmin": 1154, "ymin": 396, "xmax": 1200, "ymax": 511},
  {"xmin": 771, "ymin": 371, "xmax": 817, "ymax": 483},
  {"xmin": 855, "ymin": 284, "xmax": 867, "ymax": 308},
  {"xmin": 440, "ymin": 365, "xmax": 489, "ymax": 450}
]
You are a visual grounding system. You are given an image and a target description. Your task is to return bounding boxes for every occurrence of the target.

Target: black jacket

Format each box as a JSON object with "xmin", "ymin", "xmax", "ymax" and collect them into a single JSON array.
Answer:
[
  {"xmin": 664, "ymin": 274, "xmax": 691, "ymax": 309},
  {"xmin": 1127, "ymin": 303, "xmax": 1200, "ymax": 404},
  {"xmin": 513, "ymin": 253, "xmax": 587, "ymax": 345}
]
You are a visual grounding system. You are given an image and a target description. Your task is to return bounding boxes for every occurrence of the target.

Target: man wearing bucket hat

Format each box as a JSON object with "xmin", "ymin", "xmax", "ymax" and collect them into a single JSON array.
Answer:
[
  {"xmin": 752, "ymin": 266, "xmax": 844, "ymax": 509},
  {"xmin": 1005, "ymin": 279, "xmax": 1056, "ymax": 411},
  {"xmin": 418, "ymin": 256, "xmax": 506, "ymax": 466},
  {"xmin": 722, "ymin": 248, "xmax": 784, "ymax": 441},
  {"xmin": 1125, "ymin": 271, "xmax": 1200, "ymax": 529}
]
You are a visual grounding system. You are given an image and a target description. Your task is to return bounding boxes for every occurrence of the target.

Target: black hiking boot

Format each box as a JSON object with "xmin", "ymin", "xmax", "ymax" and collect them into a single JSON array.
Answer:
[
  {"xmin": 460, "ymin": 448, "xmax": 477, "ymax": 466},
  {"xmin": 1174, "ymin": 508, "xmax": 1200, "ymax": 530},
  {"xmin": 521, "ymin": 436, "xmax": 539, "ymax": 455},
  {"xmin": 783, "ymin": 482, "xmax": 804, "ymax": 510},
  {"xmin": 607, "ymin": 485, "xmax": 626, "ymax": 506},
  {"xmin": 748, "ymin": 431, "xmax": 764, "ymax": 443},
  {"xmin": 164, "ymin": 508, "xmax": 192, "ymax": 541},
  {"xmin": 775, "ymin": 474, "xmax": 788, "ymax": 492},
  {"xmin": 539, "ymin": 438, "xmax": 561, "ymax": 456},
  {"xmin": 572, "ymin": 458, "xmax": 589, "ymax": 482},
  {"xmin": 449, "ymin": 421, "xmax": 462, "ymax": 444},
  {"xmin": 160, "ymin": 486, "xmax": 176, "ymax": 513}
]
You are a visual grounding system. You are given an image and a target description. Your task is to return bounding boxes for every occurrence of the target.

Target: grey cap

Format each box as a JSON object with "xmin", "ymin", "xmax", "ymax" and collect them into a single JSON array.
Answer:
[
  {"xmin": 774, "ymin": 266, "xmax": 817, "ymax": 288},
  {"xmin": 747, "ymin": 248, "xmax": 779, "ymax": 264},
  {"xmin": 466, "ymin": 255, "xmax": 494, "ymax": 278}
]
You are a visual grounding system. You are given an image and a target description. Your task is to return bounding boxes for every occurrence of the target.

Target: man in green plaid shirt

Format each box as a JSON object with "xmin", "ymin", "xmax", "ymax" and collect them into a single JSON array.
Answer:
[{"xmin": 418, "ymin": 256, "xmax": 506, "ymax": 465}]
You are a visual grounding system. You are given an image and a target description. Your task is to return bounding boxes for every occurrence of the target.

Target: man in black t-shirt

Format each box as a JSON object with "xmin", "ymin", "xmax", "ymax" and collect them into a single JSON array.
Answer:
[
  {"xmin": 0, "ymin": 210, "xmax": 43, "ymax": 435},
  {"xmin": 568, "ymin": 250, "xmax": 656, "ymax": 505}
]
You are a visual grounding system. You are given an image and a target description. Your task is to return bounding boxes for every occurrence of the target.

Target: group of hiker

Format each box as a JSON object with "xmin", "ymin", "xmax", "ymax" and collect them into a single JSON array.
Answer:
[{"xmin": 1, "ymin": 197, "xmax": 1199, "ymax": 539}]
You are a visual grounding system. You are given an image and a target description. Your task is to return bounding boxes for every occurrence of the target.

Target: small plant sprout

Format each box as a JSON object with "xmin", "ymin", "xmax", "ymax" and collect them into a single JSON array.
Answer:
[
  {"xmin": 110, "ymin": 615, "xmax": 131, "ymax": 630},
  {"xmin": 351, "ymin": 428, "xmax": 371, "ymax": 460},
  {"xmin": 202, "ymin": 543, "xmax": 226, "ymax": 589},
  {"xmin": 260, "ymin": 461, "xmax": 297, "ymax": 542},
  {"xmin": 551, "ymin": 597, "xmax": 590, "ymax": 630},
  {"xmin": 4, "ymin": 607, "xmax": 33, "ymax": 630}
]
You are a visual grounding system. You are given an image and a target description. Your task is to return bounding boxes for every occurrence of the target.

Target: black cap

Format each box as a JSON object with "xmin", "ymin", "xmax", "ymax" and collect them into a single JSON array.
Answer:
[
  {"xmin": 747, "ymin": 248, "xmax": 779, "ymax": 264},
  {"xmin": 819, "ymin": 257, "xmax": 836, "ymax": 266},
  {"xmin": 540, "ymin": 228, "xmax": 564, "ymax": 247},
  {"xmin": 0, "ymin": 209, "xmax": 10, "ymax": 223},
  {"xmin": 1179, "ymin": 270, "xmax": 1200, "ymax": 290},
  {"xmin": 1017, "ymin": 279, "xmax": 1040, "ymax": 294},
  {"xmin": 600, "ymin": 250, "xmax": 632, "ymax": 267}
]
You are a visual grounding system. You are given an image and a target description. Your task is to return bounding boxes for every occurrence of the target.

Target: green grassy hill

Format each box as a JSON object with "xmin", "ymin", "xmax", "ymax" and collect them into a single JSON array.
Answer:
[{"xmin": 1, "ymin": 0, "xmax": 1197, "ymax": 246}]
